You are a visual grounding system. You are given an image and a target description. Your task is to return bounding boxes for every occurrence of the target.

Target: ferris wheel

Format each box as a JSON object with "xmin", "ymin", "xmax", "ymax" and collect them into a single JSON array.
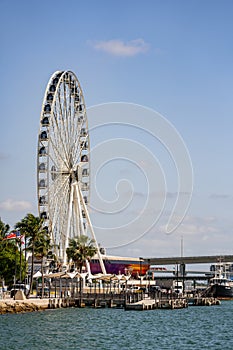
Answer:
[{"xmin": 37, "ymin": 70, "xmax": 106, "ymax": 273}]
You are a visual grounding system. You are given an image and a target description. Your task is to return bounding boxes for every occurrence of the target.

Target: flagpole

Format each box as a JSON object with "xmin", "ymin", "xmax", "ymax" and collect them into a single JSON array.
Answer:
[
  {"xmin": 14, "ymin": 243, "xmax": 17, "ymax": 300},
  {"xmin": 19, "ymin": 236, "xmax": 22, "ymax": 283},
  {"xmin": 24, "ymin": 236, "xmax": 27, "ymax": 285}
]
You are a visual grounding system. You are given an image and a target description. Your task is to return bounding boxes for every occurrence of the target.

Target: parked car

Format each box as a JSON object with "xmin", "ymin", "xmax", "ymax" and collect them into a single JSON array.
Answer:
[{"xmin": 10, "ymin": 284, "xmax": 30, "ymax": 298}]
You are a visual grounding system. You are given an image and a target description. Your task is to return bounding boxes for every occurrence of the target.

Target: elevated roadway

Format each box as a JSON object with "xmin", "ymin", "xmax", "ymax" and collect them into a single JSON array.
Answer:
[{"xmin": 143, "ymin": 255, "xmax": 233, "ymax": 265}]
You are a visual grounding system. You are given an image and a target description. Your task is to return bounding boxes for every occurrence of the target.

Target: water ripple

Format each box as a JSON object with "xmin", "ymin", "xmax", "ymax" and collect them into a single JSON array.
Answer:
[{"xmin": 1, "ymin": 301, "xmax": 233, "ymax": 350}]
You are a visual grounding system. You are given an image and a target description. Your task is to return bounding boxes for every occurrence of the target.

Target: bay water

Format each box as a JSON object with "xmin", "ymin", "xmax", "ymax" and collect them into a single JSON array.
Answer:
[{"xmin": 1, "ymin": 301, "xmax": 233, "ymax": 350}]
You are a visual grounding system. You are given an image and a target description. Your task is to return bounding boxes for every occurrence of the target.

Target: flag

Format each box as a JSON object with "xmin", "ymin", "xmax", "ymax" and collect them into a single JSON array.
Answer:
[
  {"xmin": 5, "ymin": 231, "xmax": 24, "ymax": 242},
  {"xmin": 5, "ymin": 232, "xmax": 17, "ymax": 240}
]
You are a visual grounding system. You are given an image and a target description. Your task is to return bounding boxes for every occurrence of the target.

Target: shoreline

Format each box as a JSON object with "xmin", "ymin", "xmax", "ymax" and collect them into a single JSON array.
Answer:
[
  {"xmin": 0, "ymin": 294, "xmax": 222, "ymax": 314},
  {"xmin": 0, "ymin": 298, "xmax": 50, "ymax": 314}
]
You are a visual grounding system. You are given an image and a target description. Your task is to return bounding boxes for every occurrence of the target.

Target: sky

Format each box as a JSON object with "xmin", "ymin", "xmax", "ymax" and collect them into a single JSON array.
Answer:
[{"xmin": 0, "ymin": 0, "xmax": 233, "ymax": 265}]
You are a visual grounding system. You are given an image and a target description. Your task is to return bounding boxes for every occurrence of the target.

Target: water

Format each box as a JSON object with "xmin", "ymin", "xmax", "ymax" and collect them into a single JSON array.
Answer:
[{"xmin": 1, "ymin": 301, "xmax": 233, "ymax": 350}]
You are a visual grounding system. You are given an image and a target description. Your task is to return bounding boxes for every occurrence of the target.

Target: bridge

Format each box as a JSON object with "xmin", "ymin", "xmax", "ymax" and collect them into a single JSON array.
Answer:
[{"xmin": 142, "ymin": 255, "xmax": 233, "ymax": 265}]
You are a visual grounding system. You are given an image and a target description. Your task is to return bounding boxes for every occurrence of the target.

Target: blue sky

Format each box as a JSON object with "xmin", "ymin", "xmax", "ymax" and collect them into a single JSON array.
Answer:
[{"xmin": 0, "ymin": 0, "xmax": 233, "ymax": 262}]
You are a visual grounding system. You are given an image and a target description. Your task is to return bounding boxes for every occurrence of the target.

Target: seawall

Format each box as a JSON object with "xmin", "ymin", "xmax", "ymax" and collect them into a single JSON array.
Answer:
[{"xmin": 0, "ymin": 298, "xmax": 50, "ymax": 314}]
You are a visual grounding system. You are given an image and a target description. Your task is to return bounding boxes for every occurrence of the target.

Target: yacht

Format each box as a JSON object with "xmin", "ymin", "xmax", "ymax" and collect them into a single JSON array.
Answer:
[{"xmin": 204, "ymin": 263, "xmax": 233, "ymax": 299}]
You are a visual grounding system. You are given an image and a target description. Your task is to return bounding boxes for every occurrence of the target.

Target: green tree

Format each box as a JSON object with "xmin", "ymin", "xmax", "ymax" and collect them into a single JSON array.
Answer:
[
  {"xmin": 34, "ymin": 232, "xmax": 51, "ymax": 298},
  {"xmin": 66, "ymin": 234, "xmax": 97, "ymax": 273},
  {"xmin": 15, "ymin": 213, "xmax": 47, "ymax": 295},
  {"xmin": 0, "ymin": 218, "xmax": 25, "ymax": 286},
  {"xmin": 0, "ymin": 241, "xmax": 23, "ymax": 286}
]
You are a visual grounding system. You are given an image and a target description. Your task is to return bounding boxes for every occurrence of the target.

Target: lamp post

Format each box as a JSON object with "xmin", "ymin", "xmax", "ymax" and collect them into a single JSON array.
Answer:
[
  {"xmin": 24, "ymin": 235, "xmax": 27, "ymax": 285},
  {"xmin": 139, "ymin": 257, "xmax": 143, "ymax": 289},
  {"xmin": 19, "ymin": 237, "xmax": 22, "ymax": 284},
  {"xmin": 176, "ymin": 263, "xmax": 179, "ymax": 296},
  {"xmin": 15, "ymin": 231, "xmax": 23, "ymax": 289},
  {"xmin": 147, "ymin": 259, "xmax": 151, "ymax": 294},
  {"xmin": 14, "ymin": 244, "xmax": 17, "ymax": 300}
]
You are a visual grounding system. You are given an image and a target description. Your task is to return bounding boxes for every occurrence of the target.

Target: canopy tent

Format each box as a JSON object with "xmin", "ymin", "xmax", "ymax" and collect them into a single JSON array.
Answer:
[
  {"xmin": 44, "ymin": 271, "xmax": 130, "ymax": 281},
  {"xmin": 87, "ymin": 273, "xmax": 131, "ymax": 283},
  {"xmin": 44, "ymin": 271, "xmax": 79, "ymax": 279},
  {"xmin": 113, "ymin": 274, "xmax": 131, "ymax": 281},
  {"xmin": 88, "ymin": 273, "xmax": 113, "ymax": 281}
]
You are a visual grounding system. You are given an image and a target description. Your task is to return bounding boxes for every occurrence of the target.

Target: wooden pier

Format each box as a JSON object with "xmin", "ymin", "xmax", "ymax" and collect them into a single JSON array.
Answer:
[
  {"xmin": 125, "ymin": 297, "xmax": 188, "ymax": 310},
  {"xmin": 48, "ymin": 292, "xmax": 127, "ymax": 309},
  {"xmin": 47, "ymin": 292, "xmax": 220, "ymax": 311},
  {"xmin": 125, "ymin": 294, "xmax": 221, "ymax": 310},
  {"xmin": 0, "ymin": 292, "xmax": 221, "ymax": 314}
]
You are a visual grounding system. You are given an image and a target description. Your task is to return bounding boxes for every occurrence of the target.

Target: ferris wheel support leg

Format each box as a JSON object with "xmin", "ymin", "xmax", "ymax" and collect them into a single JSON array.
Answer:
[
  {"xmin": 73, "ymin": 183, "xmax": 85, "ymax": 236},
  {"xmin": 77, "ymin": 184, "xmax": 107, "ymax": 275},
  {"xmin": 73, "ymin": 185, "xmax": 93, "ymax": 275},
  {"xmin": 64, "ymin": 184, "xmax": 74, "ymax": 266},
  {"xmin": 86, "ymin": 259, "xmax": 92, "ymax": 276}
]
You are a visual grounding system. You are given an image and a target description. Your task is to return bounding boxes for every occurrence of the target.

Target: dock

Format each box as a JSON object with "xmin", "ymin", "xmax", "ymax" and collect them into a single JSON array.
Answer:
[
  {"xmin": 48, "ymin": 293, "xmax": 220, "ymax": 311},
  {"xmin": 125, "ymin": 297, "xmax": 188, "ymax": 310},
  {"xmin": 0, "ymin": 290, "xmax": 221, "ymax": 314},
  {"xmin": 125, "ymin": 295, "xmax": 221, "ymax": 310}
]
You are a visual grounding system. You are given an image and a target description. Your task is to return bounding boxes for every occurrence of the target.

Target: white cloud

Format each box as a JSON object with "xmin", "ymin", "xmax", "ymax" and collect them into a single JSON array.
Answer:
[
  {"xmin": 0, "ymin": 199, "xmax": 33, "ymax": 212},
  {"xmin": 90, "ymin": 39, "xmax": 150, "ymax": 56},
  {"xmin": 158, "ymin": 215, "xmax": 219, "ymax": 236}
]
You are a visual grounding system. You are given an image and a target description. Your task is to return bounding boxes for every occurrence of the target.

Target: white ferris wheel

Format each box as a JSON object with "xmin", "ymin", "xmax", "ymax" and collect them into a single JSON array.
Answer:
[{"xmin": 37, "ymin": 70, "xmax": 106, "ymax": 273}]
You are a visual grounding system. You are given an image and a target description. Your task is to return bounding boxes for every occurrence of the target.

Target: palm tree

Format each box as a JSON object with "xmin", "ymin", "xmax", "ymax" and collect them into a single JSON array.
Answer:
[
  {"xmin": 34, "ymin": 232, "xmax": 51, "ymax": 298},
  {"xmin": 66, "ymin": 235, "xmax": 97, "ymax": 300},
  {"xmin": 66, "ymin": 234, "xmax": 97, "ymax": 273},
  {"xmin": 15, "ymin": 213, "xmax": 47, "ymax": 295}
]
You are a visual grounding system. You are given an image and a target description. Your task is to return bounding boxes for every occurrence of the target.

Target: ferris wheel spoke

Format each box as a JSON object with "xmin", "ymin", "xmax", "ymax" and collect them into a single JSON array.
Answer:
[
  {"xmin": 67, "ymin": 83, "xmax": 74, "ymax": 151},
  {"xmin": 48, "ymin": 179, "xmax": 70, "ymax": 223},
  {"xmin": 49, "ymin": 137, "xmax": 70, "ymax": 171},
  {"xmin": 50, "ymin": 109, "xmax": 67, "ymax": 156},
  {"xmin": 48, "ymin": 174, "xmax": 70, "ymax": 208},
  {"xmin": 51, "ymin": 105, "xmax": 70, "ymax": 167},
  {"xmin": 63, "ymin": 82, "xmax": 71, "ymax": 153},
  {"xmin": 49, "ymin": 178, "xmax": 70, "ymax": 244},
  {"xmin": 66, "ymin": 89, "xmax": 75, "ymax": 163},
  {"xmin": 57, "ymin": 87, "xmax": 70, "ymax": 158}
]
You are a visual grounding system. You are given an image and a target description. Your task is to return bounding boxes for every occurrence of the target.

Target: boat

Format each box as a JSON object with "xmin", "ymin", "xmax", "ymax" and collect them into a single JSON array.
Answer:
[{"xmin": 204, "ymin": 263, "xmax": 233, "ymax": 299}]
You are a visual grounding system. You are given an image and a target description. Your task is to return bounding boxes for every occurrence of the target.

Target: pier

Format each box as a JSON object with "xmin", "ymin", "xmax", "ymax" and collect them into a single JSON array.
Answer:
[
  {"xmin": 125, "ymin": 297, "xmax": 188, "ymax": 310},
  {"xmin": 125, "ymin": 296, "xmax": 220, "ymax": 310},
  {"xmin": 0, "ymin": 290, "xmax": 221, "ymax": 314}
]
